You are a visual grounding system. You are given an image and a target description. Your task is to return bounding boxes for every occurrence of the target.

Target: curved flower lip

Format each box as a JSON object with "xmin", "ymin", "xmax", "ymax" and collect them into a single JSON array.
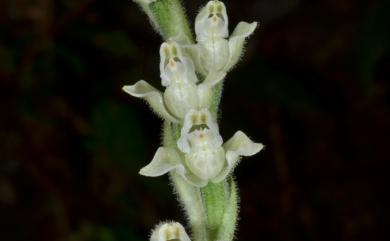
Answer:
[{"xmin": 150, "ymin": 221, "xmax": 191, "ymax": 241}]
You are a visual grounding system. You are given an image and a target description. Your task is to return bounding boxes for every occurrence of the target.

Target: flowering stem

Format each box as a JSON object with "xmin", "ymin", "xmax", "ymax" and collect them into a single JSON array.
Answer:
[
  {"xmin": 163, "ymin": 122, "xmax": 208, "ymax": 241},
  {"xmin": 135, "ymin": 0, "xmax": 193, "ymax": 42},
  {"xmin": 170, "ymin": 173, "xmax": 209, "ymax": 241},
  {"xmin": 134, "ymin": 1, "xmax": 240, "ymax": 241}
]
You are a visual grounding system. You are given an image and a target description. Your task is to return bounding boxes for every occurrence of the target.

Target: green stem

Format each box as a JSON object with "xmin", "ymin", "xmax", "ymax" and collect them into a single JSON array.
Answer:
[
  {"xmin": 133, "ymin": 0, "xmax": 159, "ymax": 31},
  {"xmin": 134, "ymin": 0, "xmax": 193, "ymax": 42},
  {"xmin": 170, "ymin": 173, "xmax": 208, "ymax": 241}
]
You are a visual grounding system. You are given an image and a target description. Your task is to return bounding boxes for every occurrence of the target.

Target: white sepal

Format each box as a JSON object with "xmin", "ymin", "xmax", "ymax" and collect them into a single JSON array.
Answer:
[
  {"xmin": 139, "ymin": 147, "xmax": 208, "ymax": 187},
  {"xmin": 225, "ymin": 21, "xmax": 258, "ymax": 71},
  {"xmin": 139, "ymin": 147, "xmax": 183, "ymax": 177},
  {"xmin": 122, "ymin": 81, "xmax": 178, "ymax": 122},
  {"xmin": 150, "ymin": 222, "xmax": 191, "ymax": 241},
  {"xmin": 224, "ymin": 130, "xmax": 264, "ymax": 157},
  {"xmin": 212, "ymin": 131, "xmax": 264, "ymax": 183}
]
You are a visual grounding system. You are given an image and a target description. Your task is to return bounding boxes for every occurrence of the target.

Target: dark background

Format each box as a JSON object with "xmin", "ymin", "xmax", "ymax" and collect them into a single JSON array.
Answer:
[{"xmin": 1, "ymin": 0, "xmax": 389, "ymax": 240}]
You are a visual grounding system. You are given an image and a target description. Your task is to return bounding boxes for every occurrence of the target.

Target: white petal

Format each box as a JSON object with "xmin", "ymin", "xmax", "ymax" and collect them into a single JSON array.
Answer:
[
  {"xmin": 195, "ymin": 1, "xmax": 229, "ymax": 41},
  {"xmin": 159, "ymin": 41, "xmax": 198, "ymax": 87},
  {"xmin": 150, "ymin": 222, "xmax": 191, "ymax": 241},
  {"xmin": 194, "ymin": 1, "xmax": 208, "ymax": 40},
  {"xmin": 225, "ymin": 21, "xmax": 258, "ymax": 71},
  {"xmin": 177, "ymin": 109, "xmax": 197, "ymax": 153},
  {"xmin": 139, "ymin": 147, "xmax": 182, "ymax": 177},
  {"xmin": 122, "ymin": 81, "xmax": 178, "ymax": 122}
]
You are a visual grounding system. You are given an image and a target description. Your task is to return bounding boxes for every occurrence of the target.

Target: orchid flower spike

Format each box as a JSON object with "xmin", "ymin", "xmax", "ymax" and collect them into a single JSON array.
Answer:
[
  {"xmin": 139, "ymin": 109, "xmax": 264, "ymax": 187},
  {"xmin": 123, "ymin": 41, "xmax": 226, "ymax": 121},
  {"xmin": 150, "ymin": 222, "xmax": 191, "ymax": 241},
  {"xmin": 187, "ymin": 0, "xmax": 258, "ymax": 76}
]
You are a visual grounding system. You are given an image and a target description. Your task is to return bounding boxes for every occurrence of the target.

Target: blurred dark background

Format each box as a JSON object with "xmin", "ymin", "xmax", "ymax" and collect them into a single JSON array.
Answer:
[{"xmin": 1, "ymin": 0, "xmax": 389, "ymax": 240}]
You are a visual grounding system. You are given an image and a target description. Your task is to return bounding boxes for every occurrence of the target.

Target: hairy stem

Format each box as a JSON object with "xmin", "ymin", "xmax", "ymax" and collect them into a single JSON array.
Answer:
[
  {"xmin": 134, "ymin": 0, "xmax": 193, "ymax": 42},
  {"xmin": 170, "ymin": 173, "xmax": 208, "ymax": 241},
  {"xmin": 135, "ymin": 1, "xmax": 239, "ymax": 240}
]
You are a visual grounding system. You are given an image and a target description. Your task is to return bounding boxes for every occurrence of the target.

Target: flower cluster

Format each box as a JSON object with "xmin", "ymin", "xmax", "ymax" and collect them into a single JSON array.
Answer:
[
  {"xmin": 123, "ymin": 0, "xmax": 263, "ymax": 241},
  {"xmin": 123, "ymin": 0, "xmax": 263, "ymax": 190}
]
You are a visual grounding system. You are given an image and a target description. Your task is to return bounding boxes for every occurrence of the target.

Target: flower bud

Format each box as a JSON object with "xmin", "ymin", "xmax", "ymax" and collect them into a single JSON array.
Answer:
[
  {"xmin": 150, "ymin": 222, "xmax": 191, "ymax": 241},
  {"xmin": 160, "ymin": 41, "xmax": 197, "ymax": 87}
]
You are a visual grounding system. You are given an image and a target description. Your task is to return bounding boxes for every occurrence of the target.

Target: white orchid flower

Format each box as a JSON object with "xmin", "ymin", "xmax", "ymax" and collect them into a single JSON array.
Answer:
[
  {"xmin": 139, "ymin": 109, "xmax": 264, "ymax": 187},
  {"xmin": 186, "ymin": 0, "xmax": 257, "ymax": 76},
  {"xmin": 123, "ymin": 41, "xmax": 226, "ymax": 121},
  {"xmin": 150, "ymin": 222, "xmax": 191, "ymax": 241}
]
